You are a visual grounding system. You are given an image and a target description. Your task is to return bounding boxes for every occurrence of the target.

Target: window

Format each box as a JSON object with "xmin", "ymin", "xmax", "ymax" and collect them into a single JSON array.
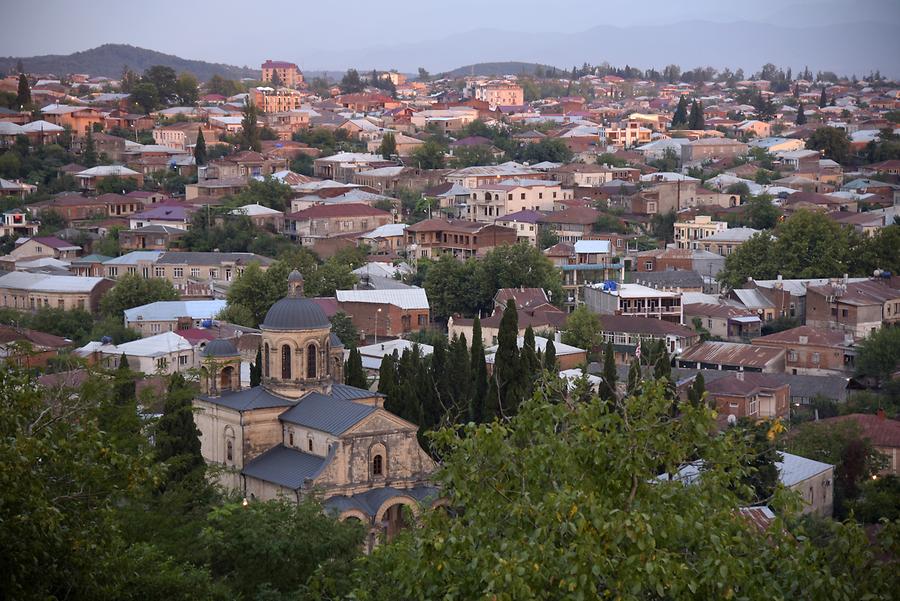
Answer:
[
  {"xmin": 841, "ymin": 309, "xmax": 848, "ymax": 318},
  {"xmin": 520, "ymin": 193, "xmax": 526, "ymax": 200},
  {"xmin": 173, "ymin": 267, "xmax": 184, "ymax": 278},
  {"xmin": 190, "ymin": 268, "xmax": 200, "ymax": 278},
  {"xmin": 155, "ymin": 267, "xmax": 165, "ymax": 277},
  {"xmin": 812, "ymin": 352, "xmax": 820, "ymax": 364},
  {"xmin": 209, "ymin": 269, "xmax": 219, "ymax": 279},
  {"xmin": 306, "ymin": 343, "xmax": 317, "ymax": 378},
  {"xmin": 372, "ymin": 454, "xmax": 383, "ymax": 476},
  {"xmin": 748, "ymin": 396, "xmax": 759, "ymax": 416},
  {"xmin": 281, "ymin": 345, "xmax": 292, "ymax": 379},
  {"xmin": 127, "ymin": 267, "xmax": 136, "ymax": 275},
  {"xmin": 157, "ymin": 357, "xmax": 168, "ymax": 369},
  {"xmin": 264, "ymin": 343, "xmax": 270, "ymax": 377},
  {"xmin": 308, "ymin": 439, "xmax": 313, "ymax": 452},
  {"xmin": 644, "ymin": 261, "xmax": 653, "ymax": 271},
  {"xmin": 788, "ymin": 350, "xmax": 798, "ymax": 362},
  {"xmin": 179, "ymin": 355, "xmax": 188, "ymax": 366},
  {"xmin": 151, "ymin": 323, "xmax": 160, "ymax": 333},
  {"xmin": 418, "ymin": 314, "xmax": 427, "ymax": 326},
  {"xmin": 289, "ymin": 430, "xmax": 294, "ymax": 446},
  {"xmin": 226, "ymin": 440, "xmax": 233, "ymax": 462},
  {"xmin": 142, "ymin": 267, "xmax": 149, "ymax": 278}
]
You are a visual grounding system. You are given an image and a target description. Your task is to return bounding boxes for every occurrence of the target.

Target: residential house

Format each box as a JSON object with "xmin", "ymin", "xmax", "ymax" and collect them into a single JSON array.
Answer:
[
  {"xmin": 676, "ymin": 341, "xmax": 785, "ymax": 373},
  {"xmin": 674, "ymin": 216, "xmax": 728, "ymax": 250},
  {"xmin": 0, "ymin": 178, "xmax": 37, "ymax": 200},
  {"xmin": 313, "ymin": 152, "xmax": 397, "ymax": 182},
  {"xmin": 40, "ymin": 104, "xmax": 104, "ymax": 137},
  {"xmin": 493, "ymin": 210, "xmax": 544, "ymax": 246},
  {"xmin": 466, "ymin": 179, "xmax": 571, "ymax": 222},
  {"xmin": 486, "ymin": 336, "xmax": 585, "ymax": 370},
  {"xmin": 0, "ymin": 211, "xmax": 37, "ymax": 238},
  {"xmin": 681, "ymin": 138, "xmax": 748, "ymax": 164},
  {"xmin": 445, "ymin": 164, "xmax": 543, "ymax": 189},
  {"xmin": 185, "ymin": 178, "xmax": 249, "ymax": 201},
  {"xmin": 129, "ymin": 204, "xmax": 194, "ymax": 230},
  {"xmin": 359, "ymin": 223, "xmax": 407, "ymax": 256},
  {"xmin": 815, "ymin": 413, "xmax": 900, "ymax": 475},
  {"xmin": 203, "ymin": 151, "xmax": 288, "ymax": 181},
  {"xmin": 76, "ymin": 165, "xmax": 144, "ymax": 192},
  {"xmin": 695, "ymin": 227, "xmax": 760, "ymax": 256},
  {"xmin": 7, "ymin": 236, "xmax": 81, "ymax": 261},
  {"xmin": 806, "ymin": 278, "xmax": 900, "ymax": 337},
  {"xmin": 284, "ymin": 204, "xmax": 393, "ymax": 244},
  {"xmin": 752, "ymin": 325, "xmax": 856, "ymax": 376},
  {"xmin": 229, "ymin": 204, "xmax": 284, "ymax": 232},
  {"xmin": 119, "ymin": 225, "xmax": 187, "ymax": 251},
  {"xmin": 777, "ymin": 453, "xmax": 834, "ymax": 517},
  {"xmin": 705, "ymin": 372, "xmax": 790, "ymax": 422},
  {"xmin": 597, "ymin": 315, "xmax": 699, "ymax": 364},
  {"xmin": 536, "ymin": 206, "xmax": 599, "ymax": 244},
  {"xmin": 448, "ymin": 311, "xmax": 567, "ymax": 349},
  {"xmin": 335, "ymin": 288, "xmax": 430, "ymax": 339},
  {"xmin": 636, "ymin": 248, "xmax": 725, "ymax": 279},
  {"xmin": 473, "ymin": 83, "xmax": 524, "ymax": 107},
  {"xmin": 405, "ymin": 218, "xmax": 516, "ymax": 260},
  {"xmin": 683, "ymin": 302, "xmax": 761, "ymax": 342},
  {"xmin": 123, "ymin": 300, "xmax": 228, "ymax": 337},
  {"xmin": 584, "ymin": 282, "xmax": 683, "ymax": 323},
  {"xmin": 0, "ymin": 272, "xmax": 113, "ymax": 312},
  {"xmin": 152, "ymin": 252, "xmax": 275, "ymax": 293},
  {"xmin": 76, "ymin": 331, "xmax": 198, "ymax": 375},
  {"xmin": 70, "ymin": 254, "xmax": 112, "ymax": 277}
]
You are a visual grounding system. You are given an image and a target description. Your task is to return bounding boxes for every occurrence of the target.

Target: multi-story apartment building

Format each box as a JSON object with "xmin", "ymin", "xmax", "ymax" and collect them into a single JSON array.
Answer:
[
  {"xmin": 473, "ymin": 83, "xmax": 524, "ymax": 107},
  {"xmin": 680, "ymin": 138, "xmax": 748, "ymax": 164},
  {"xmin": 695, "ymin": 227, "xmax": 760, "ymax": 256},
  {"xmin": 599, "ymin": 121, "xmax": 652, "ymax": 148},
  {"xmin": 101, "ymin": 251, "xmax": 273, "ymax": 293},
  {"xmin": 805, "ymin": 278, "xmax": 900, "ymax": 338},
  {"xmin": 752, "ymin": 325, "xmax": 857, "ymax": 376},
  {"xmin": 537, "ymin": 207, "xmax": 599, "ymax": 244},
  {"xmin": 405, "ymin": 218, "xmax": 516, "ymax": 260},
  {"xmin": 153, "ymin": 122, "xmax": 215, "ymax": 152},
  {"xmin": 250, "ymin": 87, "xmax": 305, "ymax": 113},
  {"xmin": 466, "ymin": 179, "xmax": 571, "ymax": 222},
  {"xmin": 261, "ymin": 60, "xmax": 304, "ymax": 88},
  {"xmin": 674, "ymin": 215, "xmax": 728, "ymax": 250},
  {"xmin": 284, "ymin": 203, "xmax": 393, "ymax": 243},
  {"xmin": 0, "ymin": 272, "xmax": 114, "ymax": 312},
  {"xmin": 584, "ymin": 282, "xmax": 683, "ymax": 323}
]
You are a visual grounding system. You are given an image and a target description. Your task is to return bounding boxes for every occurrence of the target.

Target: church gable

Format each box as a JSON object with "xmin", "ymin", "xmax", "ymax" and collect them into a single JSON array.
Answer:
[{"xmin": 342, "ymin": 409, "xmax": 417, "ymax": 437}]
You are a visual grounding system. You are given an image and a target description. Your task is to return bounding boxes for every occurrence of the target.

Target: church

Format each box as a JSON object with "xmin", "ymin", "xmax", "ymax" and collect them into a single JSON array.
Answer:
[{"xmin": 193, "ymin": 270, "xmax": 437, "ymax": 542}]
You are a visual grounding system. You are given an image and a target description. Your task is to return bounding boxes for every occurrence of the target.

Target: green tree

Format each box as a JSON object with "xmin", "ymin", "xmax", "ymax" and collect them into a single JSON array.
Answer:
[
  {"xmin": 854, "ymin": 326, "xmax": 900, "ymax": 385},
  {"xmin": 474, "ymin": 243, "xmax": 564, "ymax": 315},
  {"xmin": 486, "ymin": 300, "xmax": 524, "ymax": 419},
  {"xmin": 101, "ymin": 274, "xmax": 179, "ymax": 318},
  {"xmin": 447, "ymin": 333, "xmax": 472, "ymax": 420},
  {"xmin": 193, "ymin": 128, "xmax": 207, "ymax": 166},
  {"xmin": 155, "ymin": 373, "xmax": 205, "ymax": 485},
  {"xmin": 732, "ymin": 419, "xmax": 780, "ymax": 504},
  {"xmin": 251, "ymin": 347, "xmax": 262, "ymax": 387},
  {"xmin": 344, "ymin": 347, "xmax": 368, "ymax": 389},
  {"xmin": 688, "ymin": 99, "xmax": 705, "ymax": 130},
  {"xmin": 175, "ymin": 72, "xmax": 199, "ymax": 105},
  {"xmin": 537, "ymin": 227, "xmax": 559, "ymax": 250},
  {"xmin": 717, "ymin": 231, "xmax": 779, "ymax": 289},
  {"xmin": 745, "ymin": 194, "xmax": 781, "ymax": 230},
  {"xmin": 806, "ymin": 126, "xmax": 851, "ymax": 163},
  {"xmin": 142, "ymin": 66, "xmax": 179, "ymax": 105},
  {"xmin": 201, "ymin": 499, "xmax": 363, "ymax": 599},
  {"xmin": 819, "ymin": 87, "xmax": 827, "ymax": 108},
  {"xmin": 687, "ymin": 372, "xmax": 706, "ymax": 407},
  {"xmin": 15, "ymin": 73, "xmax": 30, "ymax": 107},
  {"xmin": 670, "ymin": 95, "xmax": 689, "ymax": 128},
  {"xmin": 626, "ymin": 357, "xmax": 642, "ymax": 396},
  {"xmin": 131, "ymin": 81, "xmax": 160, "ymax": 114},
  {"xmin": 410, "ymin": 139, "xmax": 446, "ymax": 169},
  {"xmin": 240, "ymin": 100, "xmax": 261, "ymax": 152},
  {"xmin": 83, "ymin": 129, "xmax": 97, "ymax": 167},
  {"xmin": 343, "ymin": 378, "xmax": 899, "ymax": 600},
  {"xmin": 598, "ymin": 340, "xmax": 617, "ymax": 403},
  {"xmin": 378, "ymin": 132, "xmax": 397, "ymax": 160},
  {"xmin": 96, "ymin": 175, "xmax": 140, "ymax": 194},
  {"xmin": 469, "ymin": 316, "xmax": 488, "ymax": 423},
  {"xmin": 330, "ymin": 311, "xmax": 359, "ymax": 347},
  {"xmin": 796, "ymin": 101, "xmax": 807, "ymax": 125},
  {"xmin": 340, "ymin": 69, "xmax": 364, "ymax": 93},
  {"xmin": 561, "ymin": 305, "xmax": 601, "ymax": 358},
  {"xmin": 543, "ymin": 338, "xmax": 557, "ymax": 372},
  {"xmin": 377, "ymin": 351, "xmax": 398, "ymax": 404}
]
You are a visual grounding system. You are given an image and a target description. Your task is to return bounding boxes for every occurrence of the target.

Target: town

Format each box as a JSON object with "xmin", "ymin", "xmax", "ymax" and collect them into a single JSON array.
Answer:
[{"xmin": 1, "ymin": 15, "xmax": 899, "ymax": 601}]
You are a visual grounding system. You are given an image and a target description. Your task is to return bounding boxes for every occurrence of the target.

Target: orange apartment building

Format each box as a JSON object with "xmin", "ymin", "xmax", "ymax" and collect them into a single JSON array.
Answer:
[
  {"xmin": 405, "ymin": 218, "xmax": 517, "ymax": 260},
  {"xmin": 250, "ymin": 87, "xmax": 305, "ymax": 113},
  {"xmin": 261, "ymin": 60, "xmax": 304, "ymax": 88},
  {"xmin": 474, "ymin": 83, "xmax": 524, "ymax": 107}
]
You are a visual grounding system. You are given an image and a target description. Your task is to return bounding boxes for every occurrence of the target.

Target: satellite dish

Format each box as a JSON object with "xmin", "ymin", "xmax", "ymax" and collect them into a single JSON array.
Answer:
[{"xmin": 727, "ymin": 414, "xmax": 737, "ymax": 426}]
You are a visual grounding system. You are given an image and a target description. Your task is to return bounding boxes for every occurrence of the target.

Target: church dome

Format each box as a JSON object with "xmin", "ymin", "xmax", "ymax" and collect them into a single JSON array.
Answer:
[
  {"xmin": 201, "ymin": 338, "xmax": 239, "ymax": 358},
  {"xmin": 262, "ymin": 270, "xmax": 330, "ymax": 331}
]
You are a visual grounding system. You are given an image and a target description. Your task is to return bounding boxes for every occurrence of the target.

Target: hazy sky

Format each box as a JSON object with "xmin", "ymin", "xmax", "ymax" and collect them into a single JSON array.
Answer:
[{"xmin": 2, "ymin": 0, "xmax": 899, "ymax": 72}]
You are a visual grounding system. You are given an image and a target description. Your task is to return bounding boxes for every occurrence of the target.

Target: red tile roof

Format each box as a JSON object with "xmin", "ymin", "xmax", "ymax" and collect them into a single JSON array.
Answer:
[{"xmin": 816, "ymin": 414, "xmax": 900, "ymax": 448}]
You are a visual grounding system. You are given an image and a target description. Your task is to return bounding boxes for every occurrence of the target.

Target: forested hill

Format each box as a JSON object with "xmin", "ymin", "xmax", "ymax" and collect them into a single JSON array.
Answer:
[
  {"xmin": 441, "ymin": 62, "xmax": 558, "ymax": 78},
  {"xmin": 0, "ymin": 44, "xmax": 260, "ymax": 81}
]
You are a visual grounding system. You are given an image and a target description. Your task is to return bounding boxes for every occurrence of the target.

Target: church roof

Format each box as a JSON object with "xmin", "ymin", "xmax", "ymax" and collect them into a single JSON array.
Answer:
[
  {"xmin": 262, "ymin": 296, "xmax": 331, "ymax": 330},
  {"xmin": 324, "ymin": 484, "xmax": 440, "ymax": 518},
  {"xmin": 241, "ymin": 444, "xmax": 326, "ymax": 490},
  {"xmin": 199, "ymin": 386, "xmax": 295, "ymax": 411},
  {"xmin": 279, "ymin": 392, "xmax": 376, "ymax": 435}
]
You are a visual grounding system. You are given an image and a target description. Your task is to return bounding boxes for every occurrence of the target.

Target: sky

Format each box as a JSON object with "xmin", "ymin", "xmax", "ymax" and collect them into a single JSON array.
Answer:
[{"xmin": 2, "ymin": 0, "xmax": 899, "ymax": 73}]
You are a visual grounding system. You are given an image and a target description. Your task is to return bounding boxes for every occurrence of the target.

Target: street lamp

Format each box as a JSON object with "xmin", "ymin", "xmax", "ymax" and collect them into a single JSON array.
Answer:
[{"xmin": 374, "ymin": 308, "xmax": 382, "ymax": 344}]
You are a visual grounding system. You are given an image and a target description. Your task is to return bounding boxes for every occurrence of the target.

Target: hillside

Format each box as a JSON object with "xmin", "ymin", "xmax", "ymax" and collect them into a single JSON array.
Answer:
[
  {"xmin": 0, "ymin": 44, "xmax": 259, "ymax": 81},
  {"xmin": 441, "ymin": 62, "xmax": 558, "ymax": 78}
]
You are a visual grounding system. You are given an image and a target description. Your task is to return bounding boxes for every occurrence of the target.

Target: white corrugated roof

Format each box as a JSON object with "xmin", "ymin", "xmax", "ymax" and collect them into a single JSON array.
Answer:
[
  {"xmin": 103, "ymin": 251, "xmax": 163, "ymax": 265},
  {"xmin": 123, "ymin": 300, "xmax": 227, "ymax": 322},
  {"xmin": 777, "ymin": 452, "xmax": 833, "ymax": 487},
  {"xmin": 114, "ymin": 331, "xmax": 193, "ymax": 357},
  {"xmin": 0, "ymin": 272, "xmax": 107, "ymax": 293},
  {"xmin": 336, "ymin": 288, "xmax": 428, "ymax": 310},
  {"xmin": 574, "ymin": 240, "xmax": 611, "ymax": 254},
  {"xmin": 362, "ymin": 223, "xmax": 407, "ymax": 239}
]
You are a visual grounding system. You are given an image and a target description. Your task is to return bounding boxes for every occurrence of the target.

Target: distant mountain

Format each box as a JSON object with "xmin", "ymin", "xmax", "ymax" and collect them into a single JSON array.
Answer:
[
  {"xmin": 441, "ymin": 62, "xmax": 559, "ymax": 78},
  {"xmin": 301, "ymin": 20, "xmax": 900, "ymax": 78},
  {"xmin": 0, "ymin": 44, "xmax": 259, "ymax": 81}
]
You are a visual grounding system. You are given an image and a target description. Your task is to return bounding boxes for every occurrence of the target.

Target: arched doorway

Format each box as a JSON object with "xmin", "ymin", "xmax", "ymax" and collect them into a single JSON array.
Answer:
[
  {"xmin": 220, "ymin": 365, "xmax": 234, "ymax": 391},
  {"xmin": 377, "ymin": 499, "xmax": 417, "ymax": 542}
]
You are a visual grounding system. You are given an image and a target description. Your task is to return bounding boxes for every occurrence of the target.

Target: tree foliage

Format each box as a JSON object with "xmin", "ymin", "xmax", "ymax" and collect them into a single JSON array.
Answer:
[{"xmin": 101, "ymin": 274, "xmax": 179, "ymax": 318}]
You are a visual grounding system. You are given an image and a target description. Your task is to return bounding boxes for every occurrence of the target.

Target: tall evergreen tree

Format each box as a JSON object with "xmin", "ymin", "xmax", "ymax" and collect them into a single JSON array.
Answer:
[
  {"xmin": 194, "ymin": 128, "xmax": 207, "ymax": 166},
  {"xmin": 521, "ymin": 326, "xmax": 541, "ymax": 396},
  {"xmin": 447, "ymin": 333, "xmax": 472, "ymax": 421},
  {"xmin": 344, "ymin": 347, "xmax": 367, "ymax": 389},
  {"xmin": 83, "ymin": 130, "xmax": 97, "ymax": 167},
  {"xmin": 469, "ymin": 317, "xmax": 488, "ymax": 423},
  {"xmin": 687, "ymin": 372, "xmax": 706, "ymax": 408},
  {"xmin": 671, "ymin": 95, "xmax": 689, "ymax": 128},
  {"xmin": 688, "ymin": 99, "xmax": 705, "ymax": 130},
  {"xmin": 793, "ymin": 83, "xmax": 800, "ymax": 98},
  {"xmin": 543, "ymin": 339, "xmax": 557, "ymax": 372},
  {"xmin": 488, "ymin": 300, "xmax": 523, "ymax": 419},
  {"xmin": 796, "ymin": 102, "xmax": 807, "ymax": 125},
  {"xmin": 626, "ymin": 358, "xmax": 642, "ymax": 397},
  {"xmin": 378, "ymin": 132, "xmax": 397, "ymax": 160},
  {"xmin": 378, "ymin": 350, "xmax": 399, "ymax": 408},
  {"xmin": 598, "ymin": 340, "xmax": 618, "ymax": 403},
  {"xmin": 16, "ymin": 73, "xmax": 30, "ymax": 107},
  {"xmin": 155, "ymin": 373, "xmax": 205, "ymax": 485},
  {"xmin": 270, "ymin": 70, "xmax": 282, "ymax": 88},
  {"xmin": 429, "ymin": 338, "xmax": 452, "ymax": 426},
  {"xmin": 240, "ymin": 100, "xmax": 261, "ymax": 152},
  {"xmin": 653, "ymin": 339, "xmax": 672, "ymax": 382},
  {"xmin": 819, "ymin": 87, "xmax": 827, "ymax": 108},
  {"xmin": 250, "ymin": 346, "xmax": 262, "ymax": 387}
]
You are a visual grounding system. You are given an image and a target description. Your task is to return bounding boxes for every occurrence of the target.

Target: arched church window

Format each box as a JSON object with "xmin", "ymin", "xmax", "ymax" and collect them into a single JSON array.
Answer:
[
  {"xmin": 372, "ymin": 454, "xmax": 383, "ymax": 476},
  {"xmin": 282, "ymin": 345, "xmax": 292, "ymax": 379},
  {"xmin": 264, "ymin": 343, "xmax": 270, "ymax": 377},
  {"xmin": 226, "ymin": 440, "xmax": 233, "ymax": 462},
  {"xmin": 306, "ymin": 343, "xmax": 317, "ymax": 379}
]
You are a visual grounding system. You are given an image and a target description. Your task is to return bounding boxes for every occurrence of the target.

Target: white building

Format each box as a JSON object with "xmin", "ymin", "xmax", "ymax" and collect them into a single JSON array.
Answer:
[
  {"xmin": 76, "ymin": 331, "xmax": 198, "ymax": 375},
  {"xmin": 123, "ymin": 300, "xmax": 229, "ymax": 337}
]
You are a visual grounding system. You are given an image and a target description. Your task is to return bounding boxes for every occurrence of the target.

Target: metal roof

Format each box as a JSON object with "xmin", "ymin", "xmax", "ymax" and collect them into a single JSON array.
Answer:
[
  {"xmin": 336, "ymin": 288, "xmax": 429, "ymax": 310},
  {"xmin": 279, "ymin": 393, "xmax": 376, "ymax": 435},
  {"xmin": 124, "ymin": 300, "xmax": 227, "ymax": 322},
  {"xmin": 0, "ymin": 272, "xmax": 107, "ymax": 293},
  {"xmin": 262, "ymin": 296, "xmax": 332, "ymax": 331},
  {"xmin": 241, "ymin": 445, "xmax": 326, "ymax": 490},
  {"xmin": 324, "ymin": 484, "xmax": 439, "ymax": 518},
  {"xmin": 777, "ymin": 452, "xmax": 833, "ymax": 487},
  {"xmin": 199, "ymin": 386, "xmax": 296, "ymax": 411}
]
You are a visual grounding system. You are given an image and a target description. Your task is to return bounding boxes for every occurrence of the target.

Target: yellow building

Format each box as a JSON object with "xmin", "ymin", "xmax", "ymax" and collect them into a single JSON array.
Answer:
[{"xmin": 674, "ymin": 215, "xmax": 728, "ymax": 250}]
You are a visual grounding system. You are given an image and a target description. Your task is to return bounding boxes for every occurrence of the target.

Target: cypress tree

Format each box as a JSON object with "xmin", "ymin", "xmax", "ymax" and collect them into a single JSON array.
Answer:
[
  {"xmin": 429, "ymin": 338, "xmax": 451, "ymax": 425},
  {"xmin": 155, "ymin": 373, "xmax": 205, "ymax": 485},
  {"xmin": 793, "ymin": 83, "xmax": 799, "ymax": 98},
  {"xmin": 448, "ymin": 333, "xmax": 471, "ymax": 421},
  {"xmin": 671, "ymin": 95, "xmax": 689, "ymax": 128},
  {"xmin": 16, "ymin": 73, "xmax": 30, "ymax": 107},
  {"xmin": 492, "ymin": 299, "xmax": 523, "ymax": 418},
  {"xmin": 688, "ymin": 100, "xmax": 704, "ymax": 130},
  {"xmin": 83, "ymin": 130, "xmax": 97, "ymax": 167},
  {"xmin": 378, "ymin": 350, "xmax": 399, "ymax": 408},
  {"xmin": 115, "ymin": 353, "xmax": 135, "ymax": 404},
  {"xmin": 344, "ymin": 347, "xmax": 367, "ymax": 389},
  {"xmin": 688, "ymin": 372, "xmax": 706, "ymax": 408},
  {"xmin": 194, "ymin": 128, "xmax": 207, "ymax": 166},
  {"xmin": 819, "ymin": 87, "xmax": 827, "ymax": 108},
  {"xmin": 599, "ymin": 340, "xmax": 618, "ymax": 403},
  {"xmin": 626, "ymin": 358, "xmax": 642, "ymax": 397},
  {"xmin": 543, "ymin": 338, "xmax": 557, "ymax": 372},
  {"xmin": 250, "ymin": 346, "xmax": 262, "ymax": 387},
  {"xmin": 653, "ymin": 339, "xmax": 672, "ymax": 382},
  {"xmin": 521, "ymin": 325, "xmax": 540, "ymax": 396},
  {"xmin": 796, "ymin": 102, "xmax": 807, "ymax": 125},
  {"xmin": 470, "ymin": 317, "xmax": 488, "ymax": 423},
  {"xmin": 240, "ymin": 100, "xmax": 261, "ymax": 152}
]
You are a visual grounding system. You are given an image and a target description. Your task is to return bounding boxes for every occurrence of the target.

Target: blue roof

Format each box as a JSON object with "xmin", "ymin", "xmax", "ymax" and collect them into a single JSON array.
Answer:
[
  {"xmin": 241, "ymin": 445, "xmax": 326, "ymax": 489},
  {"xmin": 330, "ymin": 382, "xmax": 382, "ymax": 401},
  {"xmin": 280, "ymin": 392, "xmax": 376, "ymax": 435},
  {"xmin": 199, "ymin": 386, "xmax": 295, "ymax": 411},
  {"xmin": 324, "ymin": 484, "xmax": 440, "ymax": 518}
]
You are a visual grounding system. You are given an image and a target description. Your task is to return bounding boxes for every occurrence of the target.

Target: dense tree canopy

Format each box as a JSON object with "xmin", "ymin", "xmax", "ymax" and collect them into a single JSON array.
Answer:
[{"xmin": 101, "ymin": 274, "xmax": 179, "ymax": 318}]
